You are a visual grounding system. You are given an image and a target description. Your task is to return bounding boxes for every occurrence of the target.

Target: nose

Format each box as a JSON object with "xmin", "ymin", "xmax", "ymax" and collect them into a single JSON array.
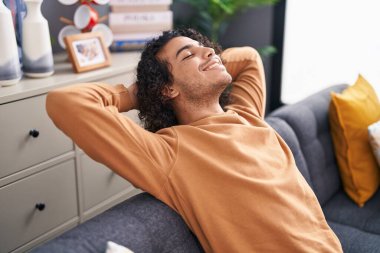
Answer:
[{"xmin": 202, "ymin": 47, "xmax": 215, "ymax": 58}]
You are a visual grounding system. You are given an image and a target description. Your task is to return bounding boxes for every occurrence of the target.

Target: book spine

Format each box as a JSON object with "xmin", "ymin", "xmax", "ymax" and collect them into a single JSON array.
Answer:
[
  {"xmin": 109, "ymin": 22, "xmax": 172, "ymax": 33},
  {"xmin": 109, "ymin": 11, "xmax": 173, "ymax": 25},
  {"xmin": 109, "ymin": 0, "xmax": 172, "ymax": 6},
  {"xmin": 110, "ymin": 40, "xmax": 148, "ymax": 52},
  {"xmin": 113, "ymin": 31, "xmax": 162, "ymax": 41},
  {"xmin": 111, "ymin": 5, "xmax": 170, "ymax": 12}
]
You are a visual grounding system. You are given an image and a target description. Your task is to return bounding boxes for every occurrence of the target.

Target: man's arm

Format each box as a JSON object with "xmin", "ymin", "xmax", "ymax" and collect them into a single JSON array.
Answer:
[
  {"xmin": 221, "ymin": 47, "xmax": 266, "ymax": 118},
  {"xmin": 46, "ymin": 83, "xmax": 176, "ymax": 197}
]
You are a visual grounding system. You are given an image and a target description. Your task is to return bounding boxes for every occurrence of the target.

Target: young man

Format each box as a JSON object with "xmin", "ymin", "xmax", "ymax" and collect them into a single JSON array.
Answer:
[{"xmin": 46, "ymin": 29, "xmax": 342, "ymax": 252}]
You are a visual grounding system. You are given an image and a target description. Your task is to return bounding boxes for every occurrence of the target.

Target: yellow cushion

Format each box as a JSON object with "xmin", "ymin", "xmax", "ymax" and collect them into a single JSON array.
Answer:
[{"xmin": 329, "ymin": 75, "xmax": 380, "ymax": 207}]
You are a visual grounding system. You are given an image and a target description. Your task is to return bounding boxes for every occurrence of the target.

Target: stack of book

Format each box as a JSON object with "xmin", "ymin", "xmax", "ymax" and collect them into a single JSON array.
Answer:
[{"xmin": 109, "ymin": 0, "xmax": 173, "ymax": 51}]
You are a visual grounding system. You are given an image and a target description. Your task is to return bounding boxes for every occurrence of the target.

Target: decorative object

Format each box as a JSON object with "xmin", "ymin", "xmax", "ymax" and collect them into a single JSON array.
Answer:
[
  {"xmin": 0, "ymin": 0, "xmax": 22, "ymax": 86},
  {"xmin": 58, "ymin": 0, "xmax": 113, "ymax": 49},
  {"xmin": 73, "ymin": 3, "xmax": 99, "ymax": 31},
  {"xmin": 22, "ymin": 0, "xmax": 54, "ymax": 78},
  {"xmin": 4, "ymin": 0, "xmax": 26, "ymax": 63},
  {"xmin": 58, "ymin": 25, "xmax": 81, "ymax": 49},
  {"xmin": 64, "ymin": 32, "xmax": 111, "ymax": 73},
  {"xmin": 329, "ymin": 74, "xmax": 380, "ymax": 207}
]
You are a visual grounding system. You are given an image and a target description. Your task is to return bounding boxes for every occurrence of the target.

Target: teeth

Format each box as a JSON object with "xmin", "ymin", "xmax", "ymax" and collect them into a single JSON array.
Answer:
[{"xmin": 205, "ymin": 62, "xmax": 218, "ymax": 71}]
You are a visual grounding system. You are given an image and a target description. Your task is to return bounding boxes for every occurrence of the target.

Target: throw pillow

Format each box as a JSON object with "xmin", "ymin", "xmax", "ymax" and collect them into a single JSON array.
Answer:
[
  {"xmin": 329, "ymin": 74, "xmax": 380, "ymax": 207},
  {"xmin": 105, "ymin": 241, "xmax": 134, "ymax": 253},
  {"xmin": 369, "ymin": 120, "xmax": 380, "ymax": 167}
]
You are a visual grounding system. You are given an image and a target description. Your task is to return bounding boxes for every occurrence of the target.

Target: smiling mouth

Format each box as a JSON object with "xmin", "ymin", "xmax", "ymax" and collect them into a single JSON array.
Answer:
[{"xmin": 202, "ymin": 58, "xmax": 222, "ymax": 71}]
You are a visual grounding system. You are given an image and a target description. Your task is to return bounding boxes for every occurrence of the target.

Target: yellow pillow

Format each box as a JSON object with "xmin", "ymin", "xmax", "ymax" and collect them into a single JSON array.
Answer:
[{"xmin": 329, "ymin": 75, "xmax": 380, "ymax": 207}]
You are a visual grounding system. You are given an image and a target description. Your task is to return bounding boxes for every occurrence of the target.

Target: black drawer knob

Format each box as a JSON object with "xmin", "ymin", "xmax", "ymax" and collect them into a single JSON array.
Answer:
[
  {"xmin": 35, "ymin": 203, "xmax": 45, "ymax": 211},
  {"xmin": 29, "ymin": 129, "xmax": 40, "ymax": 138}
]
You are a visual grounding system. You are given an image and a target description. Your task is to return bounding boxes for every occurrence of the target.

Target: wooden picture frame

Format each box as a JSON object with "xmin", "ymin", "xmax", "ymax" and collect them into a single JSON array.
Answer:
[{"xmin": 64, "ymin": 32, "xmax": 111, "ymax": 73}]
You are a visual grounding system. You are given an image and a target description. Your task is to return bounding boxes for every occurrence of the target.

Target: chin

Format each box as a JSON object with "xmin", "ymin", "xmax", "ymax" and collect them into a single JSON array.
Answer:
[{"xmin": 219, "ymin": 72, "xmax": 232, "ymax": 86}]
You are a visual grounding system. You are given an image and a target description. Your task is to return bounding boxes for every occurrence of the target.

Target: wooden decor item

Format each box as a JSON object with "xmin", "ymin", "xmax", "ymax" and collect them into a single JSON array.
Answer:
[{"xmin": 64, "ymin": 32, "xmax": 111, "ymax": 73}]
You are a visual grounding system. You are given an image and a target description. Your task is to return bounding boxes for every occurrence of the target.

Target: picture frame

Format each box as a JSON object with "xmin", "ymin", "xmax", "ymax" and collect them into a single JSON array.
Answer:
[{"xmin": 64, "ymin": 32, "xmax": 111, "ymax": 73}]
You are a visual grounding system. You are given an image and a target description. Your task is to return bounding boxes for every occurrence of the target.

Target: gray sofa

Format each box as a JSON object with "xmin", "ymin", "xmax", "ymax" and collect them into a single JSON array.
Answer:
[{"xmin": 32, "ymin": 84, "xmax": 380, "ymax": 253}]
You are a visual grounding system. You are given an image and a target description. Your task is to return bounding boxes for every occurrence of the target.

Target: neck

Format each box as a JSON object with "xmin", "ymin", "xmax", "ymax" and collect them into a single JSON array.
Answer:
[{"xmin": 174, "ymin": 99, "xmax": 224, "ymax": 125}]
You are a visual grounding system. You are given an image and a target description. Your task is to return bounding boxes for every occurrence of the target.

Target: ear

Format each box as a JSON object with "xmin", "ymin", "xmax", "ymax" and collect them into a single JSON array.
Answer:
[{"xmin": 162, "ymin": 85, "xmax": 179, "ymax": 99}]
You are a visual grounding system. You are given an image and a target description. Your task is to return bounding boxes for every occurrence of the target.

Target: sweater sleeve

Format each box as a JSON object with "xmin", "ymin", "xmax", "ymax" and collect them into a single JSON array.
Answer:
[
  {"xmin": 221, "ymin": 47, "xmax": 266, "ymax": 118},
  {"xmin": 46, "ymin": 83, "xmax": 177, "ymax": 197}
]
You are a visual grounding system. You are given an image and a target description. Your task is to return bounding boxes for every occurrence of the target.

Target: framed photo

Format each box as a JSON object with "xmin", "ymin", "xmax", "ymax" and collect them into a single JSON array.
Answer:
[{"xmin": 64, "ymin": 32, "xmax": 111, "ymax": 73}]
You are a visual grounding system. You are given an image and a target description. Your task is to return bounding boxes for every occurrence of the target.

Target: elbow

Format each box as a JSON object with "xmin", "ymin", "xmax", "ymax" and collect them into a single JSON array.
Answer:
[
  {"xmin": 45, "ymin": 88, "xmax": 73, "ymax": 124},
  {"xmin": 243, "ymin": 47, "xmax": 261, "ymax": 62},
  {"xmin": 46, "ymin": 90, "xmax": 60, "ymax": 121}
]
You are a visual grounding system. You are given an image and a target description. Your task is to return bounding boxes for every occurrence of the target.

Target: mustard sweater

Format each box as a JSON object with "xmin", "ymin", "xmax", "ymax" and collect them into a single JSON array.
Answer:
[{"xmin": 46, "ymin": 47, "xmax": 342, "ymax": 252}]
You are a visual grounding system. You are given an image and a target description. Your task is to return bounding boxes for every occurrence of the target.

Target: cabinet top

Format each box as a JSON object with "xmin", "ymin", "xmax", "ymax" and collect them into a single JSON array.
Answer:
[{"xmin": 0, "ymin": 52, "xmax": 141, "ymax": 105}]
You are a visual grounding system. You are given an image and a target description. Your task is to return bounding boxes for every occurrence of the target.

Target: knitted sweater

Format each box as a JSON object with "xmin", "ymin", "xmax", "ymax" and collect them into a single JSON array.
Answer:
[{"xmin": 46, "ymin": 47, "xmax": 342, "ymax": 253}]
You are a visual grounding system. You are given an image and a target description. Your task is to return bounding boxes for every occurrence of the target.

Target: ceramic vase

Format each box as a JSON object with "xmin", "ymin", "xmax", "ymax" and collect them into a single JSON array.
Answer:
[
  {"xmin": 0, "ymin": 1, "xmax": 22, "ymax": 86},
  {"xmin": 22, "ymin": 0, "xmax": 54, "ymax": 78}
]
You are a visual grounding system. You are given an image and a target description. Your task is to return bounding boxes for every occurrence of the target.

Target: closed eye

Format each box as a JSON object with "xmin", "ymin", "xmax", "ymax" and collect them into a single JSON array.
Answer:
[{"xmin": 182, "ymin": 54, "xmax": 193, "ymax": 61}]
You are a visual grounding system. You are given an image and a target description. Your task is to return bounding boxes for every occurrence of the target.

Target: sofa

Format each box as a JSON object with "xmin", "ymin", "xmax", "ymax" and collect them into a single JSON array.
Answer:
[{"xmin": 32, "ymin": 84, "xmax": 380, "ymax": 253}]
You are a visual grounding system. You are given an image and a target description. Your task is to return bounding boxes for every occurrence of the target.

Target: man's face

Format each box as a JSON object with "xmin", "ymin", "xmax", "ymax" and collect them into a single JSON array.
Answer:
[{"xmin": 157, "ymin": 36, "xmax": 232, "ymax": 103}]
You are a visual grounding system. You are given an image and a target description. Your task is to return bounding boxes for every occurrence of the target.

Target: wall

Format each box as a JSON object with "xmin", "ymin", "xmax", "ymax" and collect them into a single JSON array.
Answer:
[{"xmin": 281, "ymin": 0, "xmax": 380, "ymax": 103}]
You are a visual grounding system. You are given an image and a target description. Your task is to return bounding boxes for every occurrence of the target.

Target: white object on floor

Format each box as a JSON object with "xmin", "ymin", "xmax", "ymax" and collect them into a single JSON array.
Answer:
[{"xmin": 105, "ymin": 241, "xmax": 134, "ymax": 253}]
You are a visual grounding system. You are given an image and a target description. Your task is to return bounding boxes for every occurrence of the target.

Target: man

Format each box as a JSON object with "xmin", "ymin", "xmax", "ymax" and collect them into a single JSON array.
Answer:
[{"xmin": 46, "ymin": 28, "xmax": 342, "ymax": 252}]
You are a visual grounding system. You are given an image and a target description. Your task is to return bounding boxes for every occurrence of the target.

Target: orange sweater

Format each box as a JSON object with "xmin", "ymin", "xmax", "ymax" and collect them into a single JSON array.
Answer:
[{"xmin": 46, "ymin": 47, "xmax": 342, "ymax": 252}]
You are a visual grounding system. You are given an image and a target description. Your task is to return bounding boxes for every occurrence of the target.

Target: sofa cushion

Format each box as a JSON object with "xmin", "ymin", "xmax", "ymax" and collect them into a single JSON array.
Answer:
[
  {"xmin": 32, "ymin": 193, "xmax": 204, "ymax": 253},
  {"xmin": 323, "ymin": 189, "xmax": 380, "ymax": 234},
  {"xmin": 267, "ymin": 84, "xmax": 348, "ymax": 205},
  {"xmin": 329, "ymin": 75, "xmax": 380, "ymax": 207},
  {"xmin": 328, "ymin": 221, "xmax": 380, "ymax": 253},
  {"xmin": 265, "ymin": 117, "xmax": 311, "ymax": 186}
]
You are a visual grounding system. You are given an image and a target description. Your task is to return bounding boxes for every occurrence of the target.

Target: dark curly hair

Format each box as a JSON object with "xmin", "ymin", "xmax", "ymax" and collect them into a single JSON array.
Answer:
[{"xmin": 136, "ymin": 28, "xmax": 231, "ymax": 132}]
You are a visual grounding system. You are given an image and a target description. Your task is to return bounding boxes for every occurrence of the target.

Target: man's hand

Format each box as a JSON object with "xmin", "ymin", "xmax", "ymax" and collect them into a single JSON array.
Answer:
[{"xmin": 127, "ymin": 83, "xmax": 138, "ymax": 110}]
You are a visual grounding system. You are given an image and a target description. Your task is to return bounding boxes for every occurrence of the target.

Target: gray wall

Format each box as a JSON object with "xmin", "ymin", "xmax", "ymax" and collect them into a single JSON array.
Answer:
[{"xmin": 219, "ymin": 6, "xmax": 274, "ymax": 112}]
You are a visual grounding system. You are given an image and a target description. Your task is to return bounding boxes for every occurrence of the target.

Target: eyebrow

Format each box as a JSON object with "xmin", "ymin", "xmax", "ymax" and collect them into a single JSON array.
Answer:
[{"xmin": 175, "ymin": 44, "xmax": 194, "ymax": 59}]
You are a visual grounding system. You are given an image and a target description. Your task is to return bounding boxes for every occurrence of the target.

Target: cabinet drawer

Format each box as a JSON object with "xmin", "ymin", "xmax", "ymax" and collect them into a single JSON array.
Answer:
[
  {"xmin": 0, "ymin": 95, "xmax": 73, "ymax": 179},
  {"xmin": 0, "ymin": 159, "xmax": 78, "ymax": 253},
  {"xmin": 80, "ymin": 153, "xmax": 132, "ymax": 211}
]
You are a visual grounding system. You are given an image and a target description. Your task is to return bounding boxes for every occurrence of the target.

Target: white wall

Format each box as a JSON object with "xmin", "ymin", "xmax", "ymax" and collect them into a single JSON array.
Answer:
[{"xmin": 281, "ymin": 0, "xmax": 380, "ymax": 104}]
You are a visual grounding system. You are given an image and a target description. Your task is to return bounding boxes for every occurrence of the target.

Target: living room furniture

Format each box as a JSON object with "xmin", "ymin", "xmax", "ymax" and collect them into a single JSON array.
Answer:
[
  {"xmin": 31, "ymin": 84, "xmax": 380, "ymax": 253},
  {"xmin": 0, "ymin": 52, "xmax": 142, "ymax": 253}
]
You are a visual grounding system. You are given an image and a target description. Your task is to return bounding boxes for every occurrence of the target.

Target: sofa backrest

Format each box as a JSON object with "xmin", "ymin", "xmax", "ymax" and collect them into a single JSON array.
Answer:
[{"xmin": 265, "ymin": 84, "xmax": 348, "ymax": 206}]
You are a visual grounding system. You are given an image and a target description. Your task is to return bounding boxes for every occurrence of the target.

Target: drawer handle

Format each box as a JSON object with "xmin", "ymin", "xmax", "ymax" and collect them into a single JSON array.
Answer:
[
  {"xmin": 35, "ymin": 203, "xmax": 46, "ymax": 211},
  {"xmin": 29, "ymin": 129, "xmax": 40, "ymax": 138}
]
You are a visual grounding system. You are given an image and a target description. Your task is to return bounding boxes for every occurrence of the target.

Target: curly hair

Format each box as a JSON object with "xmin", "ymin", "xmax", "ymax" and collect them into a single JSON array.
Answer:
[{"xmin": 136, "ymin": 28, "xmax": 231, "ymax": 132}]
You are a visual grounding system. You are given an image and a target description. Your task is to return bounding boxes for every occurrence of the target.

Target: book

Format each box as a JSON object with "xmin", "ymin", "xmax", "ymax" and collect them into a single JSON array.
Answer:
[
  {"xmin": 110, "ymin": 40, "xmax": 148, "ymax": 51},
  {"xmin": 113, "ymin": 32, "xmax": 162, "ymax": 41},
  {"xmin": 111, "ymin": 4, "xmax": 170, "ymax": 13},
  {"xmin": 109, "ymin": 0, "xmax": 172, "ymax": 5},
  {"xmin": 109, "ymin": 11, "xmax": 172, "ymax": 25},
  {"xmin": 110, "ymin": 22, "xmax": 172, "ymax": 33}
]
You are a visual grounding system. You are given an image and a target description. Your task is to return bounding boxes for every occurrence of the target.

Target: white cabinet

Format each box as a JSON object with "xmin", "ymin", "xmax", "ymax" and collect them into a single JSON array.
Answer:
[
  {"xmin": 79, "ymin": 153, "xmax": 136, "ymax": 222},
  {"xmin": 0, "ymin": 52, "xmax": 142, "ymax": 253},
  {"xmin": 0, "ymin": 160, "xmax": 77, "ymax": 253}
]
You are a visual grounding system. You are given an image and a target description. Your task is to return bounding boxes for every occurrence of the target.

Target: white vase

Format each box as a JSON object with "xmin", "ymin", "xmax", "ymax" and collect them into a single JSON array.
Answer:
[
  {"xmin": 22, "ymin": 0, "xmax": 54, "ymax": 78},
  {"xmin": 0, "ymin": 1, "xmax": 22, "ymax": 86}
]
